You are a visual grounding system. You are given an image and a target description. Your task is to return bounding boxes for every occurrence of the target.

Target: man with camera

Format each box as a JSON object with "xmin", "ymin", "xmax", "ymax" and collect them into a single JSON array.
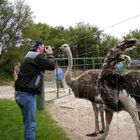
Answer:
[{"xmin": 14, "ymin": 40, "xmax": 55, "ymax": 140}]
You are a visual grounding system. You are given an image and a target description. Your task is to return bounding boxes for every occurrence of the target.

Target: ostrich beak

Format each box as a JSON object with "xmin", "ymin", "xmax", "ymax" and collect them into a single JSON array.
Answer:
[{"xmin": 59, "ymin": 46, "xmax": 63, "ymax": 50}]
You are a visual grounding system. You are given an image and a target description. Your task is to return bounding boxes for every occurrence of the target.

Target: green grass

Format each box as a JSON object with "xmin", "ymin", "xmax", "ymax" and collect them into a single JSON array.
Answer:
[{"xmin": 0, "ymin": 99, "xmax": 69, "ymax": 140}]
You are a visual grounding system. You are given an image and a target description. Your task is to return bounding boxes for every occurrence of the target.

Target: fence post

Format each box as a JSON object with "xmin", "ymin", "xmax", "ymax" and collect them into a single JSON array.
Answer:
[
  {"xmin": 37, "ymin": 79, "xmax": 45, "ymax": 110},
  {"xmin": 74, "ymin": 59, "xmax": 77, "ymax": 78},
  {"xmin": 92, "ymin": 57, "xmax": 95, "ymax": 69},
  {"xmin": 56, "ymin": 81, "xmax": 59, "ymax": 98},
  {"xmin": 55, "ymin": 66, "xmax": 59, "ymax": 98}
]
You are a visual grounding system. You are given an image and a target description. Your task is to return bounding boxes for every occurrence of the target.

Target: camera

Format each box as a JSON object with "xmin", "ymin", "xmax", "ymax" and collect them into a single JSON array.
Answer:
[{"xmin": 45, "ymin": 46, "xmax": 54, "ymax": 51}]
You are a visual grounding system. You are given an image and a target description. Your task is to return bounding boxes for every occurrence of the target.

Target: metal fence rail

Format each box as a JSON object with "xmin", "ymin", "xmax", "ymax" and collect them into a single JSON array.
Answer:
[
  {"xmin": 44, "ymin": 80, "xmax": 71, "ymax": 101},
  {"xmin": 43, "ymin": 57, "xmax": 104, "ymax": 101},
  {"xmin": 1, "ymin": 57, "xmax": 139, "ymax": 102}
]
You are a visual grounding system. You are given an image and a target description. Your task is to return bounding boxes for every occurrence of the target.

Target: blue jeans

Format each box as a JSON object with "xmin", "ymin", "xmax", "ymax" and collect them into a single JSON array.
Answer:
[{"xmin": 15, "ymin": 91, "xmax": 36, "ymax": 140}]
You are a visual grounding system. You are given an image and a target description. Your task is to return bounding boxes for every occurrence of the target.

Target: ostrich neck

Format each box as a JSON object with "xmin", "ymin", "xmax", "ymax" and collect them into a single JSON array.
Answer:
[{"xmin": 65, "ymin": 50, "xmax": 74, "ymax": 88}]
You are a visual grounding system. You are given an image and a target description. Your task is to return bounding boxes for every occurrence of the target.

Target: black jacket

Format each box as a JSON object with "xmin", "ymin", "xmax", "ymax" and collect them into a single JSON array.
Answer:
[{"xmin": 15, "ymin": 51, "xmax": 55, "ymax": 95}]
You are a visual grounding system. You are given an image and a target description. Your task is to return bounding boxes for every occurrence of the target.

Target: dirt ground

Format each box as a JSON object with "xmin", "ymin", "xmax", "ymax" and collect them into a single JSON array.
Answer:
[
  {"xmin": 0, "ymin": 85, "xmax": 139, "ymax": 140},
  {"xmin": 46, "ymin": 94, "xmax": 139, "ymax": 140}
]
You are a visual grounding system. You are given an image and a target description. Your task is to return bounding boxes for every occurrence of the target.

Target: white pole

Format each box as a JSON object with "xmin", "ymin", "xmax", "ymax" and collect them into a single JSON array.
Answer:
[{"xmin": 0, "ymin": 45, "xmax": 2, "ymax": 55}]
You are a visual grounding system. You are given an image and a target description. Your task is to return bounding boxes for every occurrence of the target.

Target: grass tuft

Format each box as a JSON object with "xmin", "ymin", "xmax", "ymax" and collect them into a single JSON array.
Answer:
[{"xmin": 0, "ymin": 99, "xmax": 69, "ymax": 140}]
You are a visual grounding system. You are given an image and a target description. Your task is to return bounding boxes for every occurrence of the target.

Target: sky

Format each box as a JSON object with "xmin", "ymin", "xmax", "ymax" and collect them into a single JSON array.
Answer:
[{"xmin": 10, "ymin": 0, "xmax": 140, "ymax": 38}]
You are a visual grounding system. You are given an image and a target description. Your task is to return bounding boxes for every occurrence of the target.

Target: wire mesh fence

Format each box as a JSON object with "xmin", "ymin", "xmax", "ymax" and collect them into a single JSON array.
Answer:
[
  {"xmin": 43, "ymin": 57, "xmax": 105, "ymax": 101},
  {"xmin": 0, "ymin": 57, "xmax": 140, "ymax": 101},
  {"xmin": 0, "ymin": 57, "xmax": 104, "ymax": 102}
]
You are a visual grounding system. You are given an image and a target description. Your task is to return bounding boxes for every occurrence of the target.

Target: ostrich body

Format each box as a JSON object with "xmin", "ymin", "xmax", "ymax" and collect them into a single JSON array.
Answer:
[
  {"xmin": 95, "ymin": 39, "xmax": 140, "ymax": 140},
  {"xmin": 60, "ymin": 44, "xmax": 105, "ymax": 136},
  {"xmin": 99, "ymin": 70, "xmax": 140, "ymax": 140}
]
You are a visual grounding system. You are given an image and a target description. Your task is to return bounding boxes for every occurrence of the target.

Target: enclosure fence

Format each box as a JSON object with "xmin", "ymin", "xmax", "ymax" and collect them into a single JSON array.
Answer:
[
  {"xmin": 44, "ymin": 57, "xmax": 104, "ymax": 101},
  {"xmin": 0, "ymin": 57, "xmax": 139, "ymax": 102}
]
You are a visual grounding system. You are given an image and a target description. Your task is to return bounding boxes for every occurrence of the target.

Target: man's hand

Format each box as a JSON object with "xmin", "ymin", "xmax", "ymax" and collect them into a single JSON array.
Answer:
[{"xmin": 45, "ymin": 45, "xmax": 53, "ymax": 55}]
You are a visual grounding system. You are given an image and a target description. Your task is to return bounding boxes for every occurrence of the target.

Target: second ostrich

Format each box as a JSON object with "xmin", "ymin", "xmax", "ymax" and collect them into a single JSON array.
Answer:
[
  {"xmin": 60, "ymin": 43, "xmax": 105, "ymax": 136},
  {"xmin": 95, "ymin": 39, "xmax": 140, "ymax": 140}
]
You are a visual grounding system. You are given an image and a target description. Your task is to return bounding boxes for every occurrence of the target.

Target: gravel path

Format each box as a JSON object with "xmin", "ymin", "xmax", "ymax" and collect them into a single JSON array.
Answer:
[
  {"xmin": 0, "ymin": 85, "xmax": 139, "ymax": 140},
  {"xmin": 47, "ymin": 94, "xmax": 138, "ymax": 140}
]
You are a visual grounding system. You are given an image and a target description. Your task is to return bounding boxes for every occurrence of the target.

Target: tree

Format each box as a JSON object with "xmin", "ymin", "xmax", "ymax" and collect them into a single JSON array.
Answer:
[
  {"xmin": 65, "ymin": 22, "xmax": 102, "ymax": 58},
  {"xmin": 0, "ymin": 0, "xmax": 33, "ymax": 79},
  {"xmin": 0, "ymin": 0, "xmax": 33, "ymax": 51},
  {"xmin": 99, "ymin": 34, "xmax": 118, "ymax": 56},
  {"xmin": 123, "ymin": 29, "xmax": 140, "ymax": 57}
]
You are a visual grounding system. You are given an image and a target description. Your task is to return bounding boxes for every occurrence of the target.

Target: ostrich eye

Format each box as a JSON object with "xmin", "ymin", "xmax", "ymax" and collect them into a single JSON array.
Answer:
[{"xmin": 64, "ymin": 45, "xmax": 67, "ymax": 48}]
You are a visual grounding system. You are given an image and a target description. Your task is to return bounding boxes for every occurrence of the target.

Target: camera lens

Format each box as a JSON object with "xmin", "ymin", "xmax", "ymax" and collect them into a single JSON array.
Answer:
[{"xmin": 45, "ymin": 46, "xmax": 48, "ymax": 49}]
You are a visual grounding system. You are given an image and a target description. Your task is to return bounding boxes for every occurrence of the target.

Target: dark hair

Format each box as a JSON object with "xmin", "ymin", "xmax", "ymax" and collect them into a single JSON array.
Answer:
[{"xmin": 29, "ymin": 40, "xmax": 43, "ymax": 51}]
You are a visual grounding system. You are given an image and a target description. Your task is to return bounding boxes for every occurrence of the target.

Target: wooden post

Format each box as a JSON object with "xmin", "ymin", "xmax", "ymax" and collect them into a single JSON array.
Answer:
[{"xmin": 37, "ymin": 79, "xmax": 45, "ymax": 110}]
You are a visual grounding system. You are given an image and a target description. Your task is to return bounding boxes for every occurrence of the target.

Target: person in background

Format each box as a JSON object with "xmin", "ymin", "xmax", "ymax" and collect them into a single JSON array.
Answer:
[
  {"xmin": 13, "ymin": 62, "xmax": 21, "ymax": 80},
  {"xmin": 14, "ymin": 40, "xmax": 55, "ymax": 140},
  {"xmin": 54, "ymin": 63, "xmax": 64, "ymax": 88}
]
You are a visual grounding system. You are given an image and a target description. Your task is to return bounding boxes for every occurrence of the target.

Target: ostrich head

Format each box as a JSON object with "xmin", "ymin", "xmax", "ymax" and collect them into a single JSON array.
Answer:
[
  {"xmin": 60, "ymin": 43, "xmax": 70, "ymax": 54},
  {"xmin": 119, "ymin": 54, "xmax": 131, "ymax": 68}
]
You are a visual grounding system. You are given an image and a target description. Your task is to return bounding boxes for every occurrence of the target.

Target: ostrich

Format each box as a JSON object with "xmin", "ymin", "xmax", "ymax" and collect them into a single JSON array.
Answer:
[
  {"xmin": 95, "ymin": 39, "xmax": 140, "ymax": 140},
  {"xmin": 60, "ymin": 43, "xmax": 105, "ymax": 136}
]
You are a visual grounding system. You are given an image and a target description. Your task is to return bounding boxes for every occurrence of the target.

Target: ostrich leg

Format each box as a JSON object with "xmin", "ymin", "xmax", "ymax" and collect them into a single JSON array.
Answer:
[
  {"xmin": 129, "ymin": 111, "xmax": 140, "ymax": 140},
  {"xmin": 93, "ymin": 109, "xmax": 113, "ymax": 140},
  {"xmin": 86, "ymin": 102, "xmax": 105, "ymax": 137},
  {"xmin": 119, "ymin": 91, "xmax": 140, "ymax": 140},
  {"xmin": 99, "ymin": 105, "xmax": 105, "ymax": 133}
]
